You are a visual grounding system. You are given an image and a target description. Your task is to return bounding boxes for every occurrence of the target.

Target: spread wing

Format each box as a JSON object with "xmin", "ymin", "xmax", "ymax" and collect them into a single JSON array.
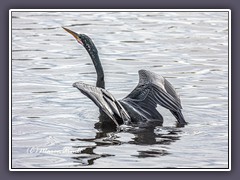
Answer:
[
  {"xmin": 121, "ymin": 70, "xmax": 187, "ymax": 125},
  {"xmin": 73, "ymin": 82, "xmax": 130, "ymax": 127}
]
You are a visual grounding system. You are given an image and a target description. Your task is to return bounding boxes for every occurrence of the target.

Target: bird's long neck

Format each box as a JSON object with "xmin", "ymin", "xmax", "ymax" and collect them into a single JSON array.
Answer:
[{"xmin": 87, "ymin": 48, "xmax": 105, "ymax": 89}]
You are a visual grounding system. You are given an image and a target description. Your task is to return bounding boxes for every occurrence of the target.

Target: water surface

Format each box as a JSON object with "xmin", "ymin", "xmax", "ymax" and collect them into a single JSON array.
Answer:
[{"xmin": 11, "ymin": 11, "xmax": 229, "ymax": 169}]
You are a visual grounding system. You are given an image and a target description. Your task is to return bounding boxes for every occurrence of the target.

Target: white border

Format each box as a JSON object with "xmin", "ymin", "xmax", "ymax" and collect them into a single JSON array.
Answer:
[
  {"xmin": 9, "ymin": 9, "xmax": 231, "ymax": 171},
  {"xmin": 9, "ymin": 9, "xmax": 12, "ymax": 171},
  {"xmin": 10, "ymin": 9, "xmax": 230, "ymax": 12},
  {"xmin": 228, "ymin": 9, "xmax": 231, "ymax": 171}
]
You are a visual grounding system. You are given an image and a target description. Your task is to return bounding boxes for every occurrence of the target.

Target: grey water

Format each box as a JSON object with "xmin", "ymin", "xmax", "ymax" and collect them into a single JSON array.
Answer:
[{"xmin": 11, "ymin": 11, "xmax": 229, "ymax": 169}]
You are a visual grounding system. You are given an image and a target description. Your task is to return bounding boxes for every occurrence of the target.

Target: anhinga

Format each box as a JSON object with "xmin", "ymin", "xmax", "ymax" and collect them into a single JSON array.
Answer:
[{"xmin": 62, "ymin": 27, "xmax": 187, "ymax": 129}]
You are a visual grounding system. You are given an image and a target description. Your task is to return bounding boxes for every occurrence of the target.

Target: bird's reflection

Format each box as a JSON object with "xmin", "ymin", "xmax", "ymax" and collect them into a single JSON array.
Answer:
[{"xmin": 70, "ymin": 117, "xmax": 182, "ymax": 167}]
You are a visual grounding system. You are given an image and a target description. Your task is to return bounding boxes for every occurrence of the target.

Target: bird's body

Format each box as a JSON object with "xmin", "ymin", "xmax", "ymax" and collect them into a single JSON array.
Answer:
[{"xmin": 63, "ymin": 27, "xmax": 187, "ymax": 128}]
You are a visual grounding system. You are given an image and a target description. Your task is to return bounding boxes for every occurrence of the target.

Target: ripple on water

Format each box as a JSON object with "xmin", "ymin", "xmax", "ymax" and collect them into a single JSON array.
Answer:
[{"xmin": 11, "ymin": 11, "xmax": 229, "ymax": 169}]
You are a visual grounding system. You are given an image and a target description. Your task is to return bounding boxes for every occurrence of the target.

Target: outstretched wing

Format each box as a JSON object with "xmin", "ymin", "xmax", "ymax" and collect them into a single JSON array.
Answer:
[
  {"xmin": 122, "ymin": 69, "xmax": 187, "ymax": 125},
  {"xmin": 73, "ymin": 82, "xmax": 130, "ymax": 127}
]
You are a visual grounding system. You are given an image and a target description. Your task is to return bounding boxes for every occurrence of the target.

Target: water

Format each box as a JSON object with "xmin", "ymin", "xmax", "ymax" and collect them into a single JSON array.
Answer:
[{"xmin": 11, "ymin": 11, "xmax": 229, "ymax": 169}]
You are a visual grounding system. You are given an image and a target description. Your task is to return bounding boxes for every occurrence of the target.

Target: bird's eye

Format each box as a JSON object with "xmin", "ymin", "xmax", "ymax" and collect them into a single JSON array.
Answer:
[{"xmin": 86, "ymin": 44, "xmax": 91, "ymax": 49}]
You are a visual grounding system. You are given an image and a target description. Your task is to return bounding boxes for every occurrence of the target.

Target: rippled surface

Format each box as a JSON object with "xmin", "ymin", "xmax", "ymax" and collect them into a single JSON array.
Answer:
[{"xmin": 11, "ymin": 11, "xmax": 229, "ymax": 169}]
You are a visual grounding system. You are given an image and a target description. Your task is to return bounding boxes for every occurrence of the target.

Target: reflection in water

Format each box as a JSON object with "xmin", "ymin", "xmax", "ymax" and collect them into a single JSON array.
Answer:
[
  {"xmin": 70, "ymin": 116, "xmax": 182, "ymax": 166},
  {"xmin": 70, "ymin": 130, "xmax": 117, "ymax": 166},
  {"xmin": 71, "ymin": 145, "xmax": 114, "ymax": 166}
]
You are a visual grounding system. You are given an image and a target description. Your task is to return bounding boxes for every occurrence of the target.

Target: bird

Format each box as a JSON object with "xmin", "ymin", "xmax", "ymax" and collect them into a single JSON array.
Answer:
[{"xmin": 62, "ymin": 27, "xmax": 187, "ymax": 129}]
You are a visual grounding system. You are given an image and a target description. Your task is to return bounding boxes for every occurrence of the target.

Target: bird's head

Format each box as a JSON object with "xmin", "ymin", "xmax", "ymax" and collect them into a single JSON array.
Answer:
[{"xmin": 62, "ymin": 27, "xmax": 97, "ymax": 53}]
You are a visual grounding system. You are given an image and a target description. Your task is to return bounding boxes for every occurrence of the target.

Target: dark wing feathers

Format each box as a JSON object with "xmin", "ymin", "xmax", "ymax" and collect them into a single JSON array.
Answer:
[
  {"xmin": 122, "ymin": 69, "xmax": 186, "ymax": 125},
  {"xmin": 124, "ymin": 70, "xmax": 182, "ymax": 111},
  {"xmin": 73, "ymin": 82, "xmax": 130, "ymax": 127},
  {"xmin": 164, "ymin": 78, "xmax": 181, "ymax": 106},
  {"xmin": 152, "ymin": 84, "xmax": 182, "ymax": 111}
]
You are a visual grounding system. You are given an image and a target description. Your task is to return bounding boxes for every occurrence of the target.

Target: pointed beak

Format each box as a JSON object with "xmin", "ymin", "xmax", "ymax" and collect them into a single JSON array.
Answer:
[{"xmin": 62, "ymin": 27, "xmax": 82, "ymax": 44}]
